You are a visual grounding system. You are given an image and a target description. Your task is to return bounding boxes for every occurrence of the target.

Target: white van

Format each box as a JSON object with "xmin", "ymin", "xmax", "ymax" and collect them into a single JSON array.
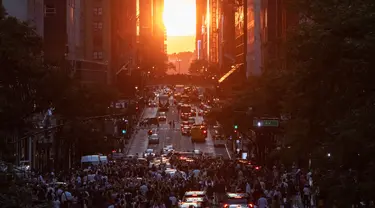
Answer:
[{"xmin": 81, "ymin": 155, "xmax": 104, "ymax": 168}]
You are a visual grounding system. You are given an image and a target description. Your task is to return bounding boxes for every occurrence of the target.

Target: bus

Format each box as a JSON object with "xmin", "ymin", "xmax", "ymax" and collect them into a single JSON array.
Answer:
[
  {"xmin": 180, "ymin": 104, "xmax": 192, "ymax": 120},
  {"xmin": 159, "ymin": 94, "xmax": 170, "ymax": 111},
  {"xmin": 191, "ymin": 125, "xmax": 207, "ymax": 142}
]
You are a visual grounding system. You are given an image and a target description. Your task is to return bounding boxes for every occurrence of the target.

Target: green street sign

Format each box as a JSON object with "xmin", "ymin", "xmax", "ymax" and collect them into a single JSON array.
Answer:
[{"xmin": 253, "ymin": 119, "xmax": 279, "ymax": 127}]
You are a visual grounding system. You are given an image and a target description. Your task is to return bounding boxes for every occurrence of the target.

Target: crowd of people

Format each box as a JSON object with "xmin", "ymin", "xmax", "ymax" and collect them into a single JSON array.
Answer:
[{"xmin": 28, "ymin": 151, "xmax": 317, "ymax": 208}]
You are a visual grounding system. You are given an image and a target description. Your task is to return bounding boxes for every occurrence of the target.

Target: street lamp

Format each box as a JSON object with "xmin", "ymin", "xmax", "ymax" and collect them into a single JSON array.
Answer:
[{"xmin": 176, "ymin": 59, "xmax": 182, "ymax": 74}]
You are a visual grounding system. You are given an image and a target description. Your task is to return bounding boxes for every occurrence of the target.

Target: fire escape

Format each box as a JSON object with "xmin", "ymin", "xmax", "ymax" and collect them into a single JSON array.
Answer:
[{"xmin": 210, "ymin": 0, "xmax": 218, "ymax": 63}]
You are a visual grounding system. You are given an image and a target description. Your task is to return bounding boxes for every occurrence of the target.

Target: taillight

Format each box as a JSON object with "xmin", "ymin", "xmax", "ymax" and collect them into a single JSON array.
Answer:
[
  {"xmin": 203, "ymin": 130, "xmax": 207, "ymax": 134},
  {"xmin": 248, "ymin": 203, "xmax": 254, "ymax": 207},
  {"xmin": 223, "ymin": 204, "xmax": 229, "ymax": 208}
]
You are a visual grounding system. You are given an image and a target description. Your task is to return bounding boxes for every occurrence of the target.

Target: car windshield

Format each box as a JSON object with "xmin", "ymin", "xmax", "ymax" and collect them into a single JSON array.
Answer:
[{"xmin": 150, "ymin": 135, "xmax": 158, "ymax": 139}]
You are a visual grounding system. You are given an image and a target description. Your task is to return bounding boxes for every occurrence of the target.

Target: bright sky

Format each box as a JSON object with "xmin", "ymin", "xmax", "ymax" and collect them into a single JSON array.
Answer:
[{"xmin": 163, "ymin": 0, "xmax": 196, "ymax": 54}]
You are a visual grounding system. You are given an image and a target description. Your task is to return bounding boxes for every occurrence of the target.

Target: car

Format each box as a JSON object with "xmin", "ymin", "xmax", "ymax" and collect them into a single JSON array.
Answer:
[
  {"xmin": 182, "ymin": 197, "xmax": 206, "ymax": 207},
  {"xmin": 144, "ymin": 149, "xmax": 155, "ymax": 157},
  {"xmin": 162, "ymin": 145, "xmax": 174, "ymax": 154},
  {"xmin": 158, "ymin": 115, "xmax": 167, "ymax": 121},
  {"xmin": 188, "ymin": 117, "xmax": 195, "ymax": 125},
  {"xmin": 182, "ymin": 191, "xmax": 208, "ymax": 206},
  {"xmin": 178, "ymin": 202, "xmax": 202, "ymax": 208},
  {"xmin": 222, "ymin": 193, "xmax": 253, "ymax": 208},
  {"xmin": 148, "ymin": 102, "xmax": 157, "ymax": 107},
  {"xmin": 180, "ymin": 113, "xmax": 190, "ymax": 120},
  {"xmin": 181, "ymin": 121, "xmax": 189, "ymax": 126},
  {"xmin": 181, "ymin": 126, "xmax": 191, "ymax": 135},
  {"xmin": 148, "ymin": 134, "xmax": 159, "ymax": 144}
]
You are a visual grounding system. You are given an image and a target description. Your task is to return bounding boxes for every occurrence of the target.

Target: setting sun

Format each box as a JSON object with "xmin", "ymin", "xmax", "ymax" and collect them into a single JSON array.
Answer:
[{"xmin": 163, "ymin": 0, "xmax": 196, "ymax": 37}]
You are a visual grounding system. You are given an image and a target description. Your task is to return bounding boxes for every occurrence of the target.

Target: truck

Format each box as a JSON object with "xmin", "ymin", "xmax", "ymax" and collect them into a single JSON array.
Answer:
[
  {"xmin": 190, "ymin": 125, "xmax": 207, "ymax": 142},
  {"xmin": 158, "ymin": 94, "xmax": 170, "ymax": 111}
]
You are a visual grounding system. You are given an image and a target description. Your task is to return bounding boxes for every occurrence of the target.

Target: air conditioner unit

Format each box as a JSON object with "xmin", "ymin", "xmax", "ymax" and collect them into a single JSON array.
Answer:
[{"xmin": 44, "ymin": 5, "xmax": 56, "ymax": 16}]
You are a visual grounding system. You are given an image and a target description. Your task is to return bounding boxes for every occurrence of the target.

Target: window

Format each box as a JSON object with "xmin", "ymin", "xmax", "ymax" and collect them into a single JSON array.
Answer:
[
  {"xmin": 68, "ymin": 0, "xmax": 75, "ymax": 7},
  {"xmin": 44, "ymin": 4, "xmax": 56, "ymax": 16},
  {"xmin": 93, "ymin": 22, "xmax": 103, "ymax": 31},
  {"xmin": 93, "ymin": 7, "xmax": 103, "ymax": 15},
  {"xmin": 93, "ymin": 51, "xmax": 103, "ymax": 60}
]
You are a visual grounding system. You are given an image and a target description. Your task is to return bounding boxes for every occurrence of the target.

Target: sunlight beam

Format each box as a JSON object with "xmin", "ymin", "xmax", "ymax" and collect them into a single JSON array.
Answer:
[{"xmin": 163, "ymin": 0, "xmax": 196, "ymax": 37}]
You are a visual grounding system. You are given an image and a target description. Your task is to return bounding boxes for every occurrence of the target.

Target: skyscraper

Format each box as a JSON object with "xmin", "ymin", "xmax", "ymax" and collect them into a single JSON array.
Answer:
[
  {"xmin": 196, "ymin": 0, "xmax": 207, "ymax": 60},
  {"xmin": 138, "ymin": 0, "xmax": 167, "ymax": 70}
]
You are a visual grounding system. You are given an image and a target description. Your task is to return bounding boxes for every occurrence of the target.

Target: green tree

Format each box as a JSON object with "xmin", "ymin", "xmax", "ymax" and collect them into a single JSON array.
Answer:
[
  {"xmin": 167, "ymin": 62, "xmax": 176, "ymax": 72},
  {"xmin": 279, "ymin": 0, "xmax": 375, "ymax": 205},
  {"xmin": 52, "ymin": 82, "xmax": 118, "ymax": 169},
  {"xmin": 0, "ymin": 7, "xmax": 51, "ymax": 162},
  {"xmin": 188, "ymin": 59, "xmax": 208, "ymax": 75}
]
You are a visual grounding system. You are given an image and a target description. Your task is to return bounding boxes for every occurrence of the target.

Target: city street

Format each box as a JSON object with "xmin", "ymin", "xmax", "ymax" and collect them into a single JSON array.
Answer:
[{"xmin": 127, "ymin": 96, "xmax": 231, "ymax": 158}]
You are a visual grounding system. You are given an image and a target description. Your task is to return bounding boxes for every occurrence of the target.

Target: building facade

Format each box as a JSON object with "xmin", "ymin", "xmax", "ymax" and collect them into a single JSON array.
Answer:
[
  {"xmin": 137, "ymin": 0, "xmax": 166, "ymax": 71},
  {"xmin": 218, "ymin": 0, "xmax": 297, "ymax": 83},
  {"xmin": 195, "ymin": 0, "xmax": 207, "ymax": 60}
]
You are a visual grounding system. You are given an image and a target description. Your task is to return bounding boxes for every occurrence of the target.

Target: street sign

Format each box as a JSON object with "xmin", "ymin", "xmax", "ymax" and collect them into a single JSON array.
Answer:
[{"xmin": 253, "ymin": 119, "xmax": 279, "ymax": 127}]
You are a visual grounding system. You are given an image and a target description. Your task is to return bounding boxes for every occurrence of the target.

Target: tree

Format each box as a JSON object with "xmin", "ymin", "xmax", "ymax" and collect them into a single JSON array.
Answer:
[
  {"xmin": 167, "ymin": 62, "xmax": 177, "ymax": 72},
  {"xmin": 279, "ymin": 0, "xmax": 375, "ymax": 205},
  {"xmin": 188, "ymin": 59, "xmax": 208, "ymax": 75},
  {"xmin": 0, "ymin": 7, "xmax": 51, "ymax": 162}
]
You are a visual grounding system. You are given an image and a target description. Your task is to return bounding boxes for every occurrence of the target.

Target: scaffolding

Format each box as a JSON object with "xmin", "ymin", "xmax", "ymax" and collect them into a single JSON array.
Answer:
[{"xmin": 210, "ymin": 0, "xmax": 218, "ymax": 63}]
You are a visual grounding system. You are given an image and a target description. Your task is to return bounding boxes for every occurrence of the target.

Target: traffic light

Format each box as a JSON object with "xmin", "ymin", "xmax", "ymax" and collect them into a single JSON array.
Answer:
[
  {"xmin": 234, "ymin": 125, "xmax": 238, "ymax": 129},
  {"xmin": 118, "ymin": 120, "xmax": 128, "ymax": 136}
]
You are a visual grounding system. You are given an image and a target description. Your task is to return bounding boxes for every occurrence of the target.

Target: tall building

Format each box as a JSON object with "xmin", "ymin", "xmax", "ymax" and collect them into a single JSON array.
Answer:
[
  {"xmin": 195, "ymin": 0, "xmax": 207, "ymax": 60},
  {"xmin": 218, "ymin": 0, "xmax": 236, "ymax": 74},
  {"xmin": 137, "ymin": 0, "xmax": 166, "ymax": 70},
  {"xmin": 138, "ymin": 0, "xmax": 153, "ymax": 67},
  {"xmin": 218, "ymin": 0, "xmax": 297, "ymax": 84},
  {"xmin": 43, "ymin": 0, "xmax": 68, "ymax": 65},
  {"xmin": 79, "ymin": 0, "xmax": 111, "ymax": 84},
  {"xmin": 262, "ymin": 0, "xmax": 298, "ymax": 72},
  {"xmin": 153, "ymin": 0, "xmax": 165, "ymax": 54},
  {"xmin": 110, "ymin": 0, "xmax": 137, "ymax": 78},
  {"xmin": 209, "ymin": 0, "xmax": 219, "ymax": 63}
]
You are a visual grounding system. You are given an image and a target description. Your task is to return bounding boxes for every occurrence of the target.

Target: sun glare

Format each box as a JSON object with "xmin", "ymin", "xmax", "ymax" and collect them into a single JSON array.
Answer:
[{"xmin": 163, "ymin": 0, "xmax": 196, "ymax": 37}]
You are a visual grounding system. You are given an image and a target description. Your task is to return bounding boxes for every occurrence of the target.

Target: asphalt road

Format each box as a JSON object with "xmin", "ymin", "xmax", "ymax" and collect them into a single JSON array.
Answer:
[{"xmin": 127, "ymin": 96, "xmax": 231, "ymax": 159}]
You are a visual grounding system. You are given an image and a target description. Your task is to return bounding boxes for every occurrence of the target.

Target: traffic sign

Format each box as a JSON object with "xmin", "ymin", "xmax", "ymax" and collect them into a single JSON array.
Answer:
[{"xmin": 253, "ymin": 119, "xmax": 279, "ymax": 127}]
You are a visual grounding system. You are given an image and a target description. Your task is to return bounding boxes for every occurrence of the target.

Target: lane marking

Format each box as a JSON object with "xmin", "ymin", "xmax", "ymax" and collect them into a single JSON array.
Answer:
[{"xmin": 224, "ymin": 144, "xmax": 232, "ymax": 160}]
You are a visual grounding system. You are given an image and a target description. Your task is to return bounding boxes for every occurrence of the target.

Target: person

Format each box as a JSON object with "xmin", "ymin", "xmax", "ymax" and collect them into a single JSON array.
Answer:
[
  {"xmin": 303, "ymin": 185, "xmax": 311, "ymax": 208},
  {"xmin": 257, "ymin": 194, "xmax": 268, "ymax": 208}
]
